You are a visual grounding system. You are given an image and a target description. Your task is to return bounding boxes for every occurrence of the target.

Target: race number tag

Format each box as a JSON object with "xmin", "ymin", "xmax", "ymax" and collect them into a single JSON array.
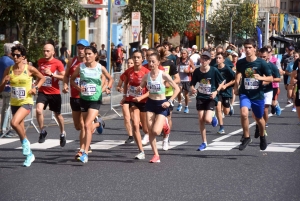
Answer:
[
  {"xmin": 128, "ymin": 86, "xmax": 142, "ymax": 97},
  {"xmin": 11, "ymin": 87, "xmax": 26, "ymax": 99},
  {"xmin": 244, "ymin": 78, "xmax": 259, "ymax": 89},
  {"xmin": 75, "ymin": 77, "xmax": 80, "ymax": 86},
  {"xmin": 179, "ymin": 65, "xmax": 187, "ymax": 73},
  {"xmin": 197, "ymin": 83, "xmax": 211, "ymax": 94},
  {"xmin": 148, "ymin": 81, "xmax": 161, "ymax": 93},
  {"xmin": 82, "ymin": 84, "xmax": 96, "ymax": 96},
  {"xmin": 42, "ymin": 76, "xmax": 52, "ymax": 87}
]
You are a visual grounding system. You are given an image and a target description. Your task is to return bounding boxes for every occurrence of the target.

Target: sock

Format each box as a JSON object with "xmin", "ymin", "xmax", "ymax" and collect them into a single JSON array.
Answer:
[
  {"xmin": 185, "ymin": 106, "xmax": 188, "ymax": 108},
  {"xmin": 163, "ymin": 134, "xmax": 169, "ymax": 141},
  {"xmin": 128, "ymin": 136, "xmax": 133, "ymax": 139},
  {"xmin": 203, "ymin": 142, "xmax": 207, "ymax": 145},
  {"xmin": 220, "ymin": 125, "xmax": 224, "ymax": 129},
  {"xmin": 178, "ymin": 103, "xmax": 182, "ymax": 106},
  {"xmin": 22, "ymin": 138, "xmax": 28, "ymax": 144}
]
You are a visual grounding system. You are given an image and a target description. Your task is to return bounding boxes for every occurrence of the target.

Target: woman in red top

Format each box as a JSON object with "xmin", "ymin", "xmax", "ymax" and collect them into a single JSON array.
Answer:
[{"xmin": 121, "ymin": 51, "xmax": 149, "ymax": 160}]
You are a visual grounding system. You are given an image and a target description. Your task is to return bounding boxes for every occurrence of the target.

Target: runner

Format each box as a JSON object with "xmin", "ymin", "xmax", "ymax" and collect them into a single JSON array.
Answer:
[
  {"xmin": 234, "ymin": 39, "xmax": 272, "ymax": 151},
  {"xmin": 122, "ymin": 50, "xmax": 149, "ymax": 159},
  {"xmin": 70, "ymin": 46, "xmax": 113, "ymax": 163},
  {"xmin": 138, "ymin": 52, "xmax": 180, "ymax": 162},
  {"xmin": 36, "ymin": 43, "xmax": 66, "ymax": 146},
  {"xmin": 0, "ymin": 44, "xmax": 46, "ymax": 167},
  {"xmin": 176, "ymin": 48, "xmax": 195, "ymax": 113},
  {"xmin": 116, "ymin": 58, "xmax": 134, "ymax": 144},
  {"xmin": 253, "ymin": 47, "xmax": 281, "ymax": 138},
  {"xmin": 215, "ymin": 53, "xmax": 235, "ymax": 134},
  {"xmin": 190, "ymin": 51, "xmax": 225, "ymax": 151},
  {"xmin": 281, "ymin": 46, "xmax": 295, "ymax": 104},
  {"xmin": 289, "ymin": 59, "xmax": 300, "ymax": 125}
]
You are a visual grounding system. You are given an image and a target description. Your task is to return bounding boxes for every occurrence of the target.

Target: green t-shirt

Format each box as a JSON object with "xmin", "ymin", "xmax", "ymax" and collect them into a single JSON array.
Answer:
[
  {"xmin": 210, "ymin": 57, "xmax": 234, "ymax": 68},
  {"xmin": 191, "ymin": 66, "xmax": 225, "ymax": 102},
  {"xmin": 237, "ymin": 57, "xmax": 271, "ymax": 100},
  {"xmin": 216, "ymin": 65, "xmax": 235, "ymax": 97},
  {"xmin": 263, "ymin": 62, "xmax": 280, "ymax": 93}
]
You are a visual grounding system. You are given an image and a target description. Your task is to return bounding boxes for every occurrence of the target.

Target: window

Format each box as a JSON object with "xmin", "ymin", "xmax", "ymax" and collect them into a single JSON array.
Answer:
[{"xmin": 88, "ymin": 17, "xmax": 97, "ymax": 43}]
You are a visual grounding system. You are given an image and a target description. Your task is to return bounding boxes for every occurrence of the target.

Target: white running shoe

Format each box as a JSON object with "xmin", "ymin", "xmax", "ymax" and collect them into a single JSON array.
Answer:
[
  {"xmin": 162, "ymin": 140, "xmax": 169, "ymax": 151},
  {"xmin": 142, "ymin": 134, "xmax": 149, "ymax": 145},
  {"xmin": 135, "ymin": 151, "xmax": 145, "ymax": 160}
]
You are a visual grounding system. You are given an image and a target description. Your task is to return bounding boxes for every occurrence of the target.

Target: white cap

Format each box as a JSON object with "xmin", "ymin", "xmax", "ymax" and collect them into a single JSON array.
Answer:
[
  {"xmin": 231, "ymin": 51, "xmax": 238, "ymax": 57},
  {"xmin": 141, "ymin": 43, "xmax": 149, "ymax": 50},
  {"xmin": 192, "ymin": 45, "xmax": 198, "ymax": 50},
  {"xmin": 13, "ymin": 41, "xmax": 20, "ymax": 45}
]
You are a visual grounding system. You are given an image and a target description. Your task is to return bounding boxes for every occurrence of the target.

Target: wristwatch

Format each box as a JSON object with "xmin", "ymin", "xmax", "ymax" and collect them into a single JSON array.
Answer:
[
  {"xmin": 50, "ymin": 73, "xmax": 54, "ymax": 77},
  {"xmin": 168, "ymin": 99, "xmax": 174, "ymax": 107},
  {"xmin": 35, "ymin": 86, "xmax": 39, "ymax": 91}
]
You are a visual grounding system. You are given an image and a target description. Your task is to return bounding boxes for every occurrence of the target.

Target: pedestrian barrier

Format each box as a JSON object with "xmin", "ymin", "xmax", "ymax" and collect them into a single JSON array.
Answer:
[{"xmin": 110, "ymin": 72, "xmax": 123, "ymax": 117}]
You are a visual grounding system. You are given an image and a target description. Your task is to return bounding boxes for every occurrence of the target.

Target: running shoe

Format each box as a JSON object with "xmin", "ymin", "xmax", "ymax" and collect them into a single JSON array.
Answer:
[
  {"xmin": 135, "ymin": 151, "xmax": 145, "ymax": 160},
  {"xmin": 197, "ymin": 142, "xmax": 207, "ymax": 151},
  {"xmin": 254, "ymin": 124, "xmax": 259, "ymax": 138},
  {"xmin": 163, "ymin": 118, "xmax": 170, "ymax": 135},
  {"xmin": 265, "ymin": 123, "xmax": 268, "ymax": 128},
  {"xmin": 217, "ymin": 128, "xmax": 225, "ymax": 134},
  {"xmin": 96, "ymin": 117, "xmax": 105, "ymax": 134},
  {"xmin": 184, "ymin": 106, "xmax": 189, "ymax": 113},
  {"xmin": 23, "ymin": 153, "xmax": 35, "ymax": 167},
  {"xmin": 125, "ymin": 136, "xmax": 134, "ymax": 144},
  {"xmin": 92, "ymin": 116, "xmax": 98, "ymax": 133},
  {"xmin": 222, "ymin": 112, "xmax": 225, "ymax": 118},
  {"xmin": 22, "ymin": 138, "xmax": 31, "ymax": 156},
  {"xmin": 260, "ymin": 136, "xmax": 268, "ymax": 150},
  {"xmin": 60, "ymin": 132, "xmax": 66, "ymax": 147},
  {"xmin": 211, "ymin": 112, "xmax": 218, "ymax": 127},
  {"xmin": 149, "ymin": 155, "xmax": 160, "ymax": 163},
  {"xmin": 292, "ymin": 107, "xmax": 296, "ymax": 112},
  {"xmin": 264, "ymin": 129, "xmax": 268, "ymax": 137},
  {"xmin": 88, "ymin": 146, "xmax": 92, "ymax": 153},
  {"xmin": 240, "ymin": 135, "xmax": 244, "ymax": 142},
  {"xmin": 275, "ymin": 104, "xmax": 281, "ymax": 116},
  {"xmin": 229, "ymin": 105, "xmax": 234, "ymax": 116},
  {"xmin": 4, "ymin": 131, "xmax": 18, "ymax": 138},
  {"xmin": 162, "ymin": 139, "xmax": 170, "ymax": 151},
  {"xmin": 75, "ymin": 150, "xmax": 84, "ymax": 160},
  {"xmin": 271, "ymin": 105, "xmax": 276, "ymax": 114},
  {"xmin": 141, "ymin": 134, "xmax": 149, "ymax": 145},
  {"xmin": 38, "ymin": 130, "xmax": 47, "ymax": 143},
  {"xmin": 177, "ymin": 104, "xmax": 182, "ymax": 112},
  {"xmin": 78, "ymin": 152, "xmax": 88, "ymax": 163},
  {"xmin": 239, "ymin": 137, "xmax": 252, "ymax": 151},
  {"xmin": 287, "ymin": 99, "xmax": 292, "ymax": 104}
]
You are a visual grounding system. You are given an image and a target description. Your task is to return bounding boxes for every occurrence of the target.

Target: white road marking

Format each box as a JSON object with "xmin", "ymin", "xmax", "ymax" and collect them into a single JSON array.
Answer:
[
  {"xmin": 90, "ymin": 140, "xmax": 125, "ymax": 150},
  {"xmin": 0, "ymin": 139, "xmax": 19, "ymax": 146},
  {"xmin": 205, "ymin": 142, "xmax": 240, "ymax": 151},
  {"xmin": 143, "ymin": 141, "xmax": 188, "ymax": 150},
  {"xmin": 16, "ymin": 139, "xmax": 74, "ymax": 150},
  {"xmin": 262, "ymin": 143, "xmax": 300, "ymax": 152}
]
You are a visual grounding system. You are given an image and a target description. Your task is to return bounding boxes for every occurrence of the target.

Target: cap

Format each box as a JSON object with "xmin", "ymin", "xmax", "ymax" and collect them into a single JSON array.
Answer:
[
  {"xmin": 118, "ymin": 43, "xmax": 123, "ymax": 47},
  {"xmin": 201, "ymin": 51, "xmax": 211, "ymax": 58},
  {"xmin": 111, "ymin": 42, "xmax": 115, "ymax": 46},
  {"xmin": 192, "ymin": 45, "xmax": 198, "ymax": 49},
  {"xmin": 231, "ymin": 51, "xmax": 238, "ymax": 57},
  {"xmin": 77, "ymin": 39, "xmax": 89, "ymax": 47},
  {"xmin": 13, "ymin": 41, "xmax": 21, "ymax": 45},
  {"xmin": 288, "ymin": 46, "xmax": 295, "ymax": 50},
  {"xmin": 141, "ymin": 43, "xmax": 149, "ymax": 50},
  {"xmin": 226, "ymin": 49, "xmax": 232, "ymax": 53}
]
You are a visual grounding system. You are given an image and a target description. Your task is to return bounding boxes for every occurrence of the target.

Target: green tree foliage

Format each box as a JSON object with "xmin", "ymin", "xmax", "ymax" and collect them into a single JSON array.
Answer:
[
  {"xmin": 208, "ymin": 0, "xmax": 257, "ymax": 43},
  {"xmin": 0, "ymin": 0, "xmax": 91, "ymax": 63},
  {"xmin": 120, "ymin": 0, "xmax": 198, "ymax": 42}
]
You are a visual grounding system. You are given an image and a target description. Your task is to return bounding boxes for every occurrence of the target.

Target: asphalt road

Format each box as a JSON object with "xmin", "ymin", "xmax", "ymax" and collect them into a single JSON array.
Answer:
[{"xmin": 0, "ymin": 83, "xmax": 300, "ymax": 201}]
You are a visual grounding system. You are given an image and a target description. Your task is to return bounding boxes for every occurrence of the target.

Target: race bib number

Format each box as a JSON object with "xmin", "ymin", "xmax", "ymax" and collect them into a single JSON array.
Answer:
[
  {"xmin": 11, "ymin": 87, "xmax": 26, "ymax": 99},
  {"xmin": 82, "ymin": 84, "xmax": 96, "ymax": 96},
  {"xmin": 197, "ymin": 83, "xmax": 211, "ymax": 94},
  {"xmin": 148, "ymin": 81, "xmax": 161, "ymax": 93},
  {"xmin": 244, "ymin": 78, "xmax": 259, "ymax": 90},
  {"xmin": 179, "ymin": 65, "xmax": 187, "ymax": 73},
  {"xmin": 75, "ymin": 77, "xmax": 80, "ymax": 86},
  {"xmin": 42, "ymin": 76, "xmax": 52, "ymax": 87},
  {"xmin": 128, "ymin": 86, "xmax": 142, "ymax": 97}
]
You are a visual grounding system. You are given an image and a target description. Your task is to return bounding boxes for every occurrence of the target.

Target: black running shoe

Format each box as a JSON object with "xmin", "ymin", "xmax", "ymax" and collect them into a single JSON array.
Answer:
[
  {"xmin": 240, "ymin": 135, "xmax": 245, "ymax": 142},
  {"xmin": 88, "ymin": 146, "xmax": 92, "ymax": 153},
  {"xmin": 260, "ymin": 136, "xmax": 268, "ymax": 150},
  {"xmin": 60, "ymin": 133, "xmax": 66, "ymax": 147},
  {"xmin": 125, "ymin": 136, "xmax": 134, "ymax": 144},
  {"xmin": 254, "ymin": 124, "xmax": 259, "ymax": 138},
  {"xmin": 38, "ymin": 131, "xmax": 47, "ymax": 143},
  {"xmin": 239, "ymin": 137, "xmax": 252, "ymax": 151},
  {"xmin": 271, "ymin": 105, "xmax": 275, "ymax": 114}
]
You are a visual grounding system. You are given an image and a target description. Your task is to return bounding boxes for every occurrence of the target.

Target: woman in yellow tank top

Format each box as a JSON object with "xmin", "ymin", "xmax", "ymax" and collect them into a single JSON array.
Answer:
[{"xmin": 0, "ymin": 44, "xmax": 45, "ymax": 167}]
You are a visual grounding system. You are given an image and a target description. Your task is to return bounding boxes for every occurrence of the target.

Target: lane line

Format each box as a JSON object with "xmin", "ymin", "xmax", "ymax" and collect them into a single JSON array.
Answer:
[
  {"xmin": 16, "ymin": 139, "xmax": 74, "ymax": 150},
  {"xmin": 143, "ymin": 141, "xmax": 188, "ymax": 150},
  {"xmin": 90, "ymin": 140, "xmax": 125, "ymax": 150},
  {"xmin": 0, "ymin": 139, "xmax": 19, "ymax": 146}
]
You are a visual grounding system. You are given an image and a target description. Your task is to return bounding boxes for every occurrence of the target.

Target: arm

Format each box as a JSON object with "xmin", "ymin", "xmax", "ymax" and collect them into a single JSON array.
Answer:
[
  {"xmin": 190, "ymin": 69, "xmax": 198, "ymax": 94},
  {"xmin": 101, "ymin": 66, "xmax": 113, "ymax": 94},
  {"xmin": 234, "ymin": 71, "xmax": 242, "ymax": 95},
  {"xmin": 116, "ymin": 79, "xmax": 124, "ymax": 93},
  {"xmin": 288, "ymin": 71, "xmax": 297, "ymax": 98},
  {"xmin": 161, "ymin": 72, "xmax": 180, "ymax": 108},
  {"xmin": 70, "ymin": 67, "xmax": 81, "ymax": 92},
  {"xmin": 0, "ymin": 68, "xmax": 10, "ymax": 93},
  {"xmin": 62, "ymin": 60, "xmax": 73, "ymax": 93},
  {"xmin": 28, "ymin": 66, "xmax": 46, "ymax": 95}
]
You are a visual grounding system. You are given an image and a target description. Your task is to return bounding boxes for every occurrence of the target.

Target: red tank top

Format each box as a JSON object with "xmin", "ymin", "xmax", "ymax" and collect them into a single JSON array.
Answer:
[
  {"xmin": 69, "ymin": 57, "xmax": 82, "ymax": 98},
  {"xmin": 124, "ymin": 67, "xmax": 149, "ymax": 103}
]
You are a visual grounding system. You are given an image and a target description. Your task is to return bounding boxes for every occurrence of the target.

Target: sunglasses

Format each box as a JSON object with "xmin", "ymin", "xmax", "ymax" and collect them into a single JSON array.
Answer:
[{"xmin": 12, "ymin": 53, "xmax": 22, "ymax": 58}]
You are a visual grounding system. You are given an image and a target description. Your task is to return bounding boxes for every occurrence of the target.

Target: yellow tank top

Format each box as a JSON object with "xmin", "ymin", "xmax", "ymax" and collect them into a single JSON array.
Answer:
[{"xmin": 9, "ymin": 65, "xmax": 33, "ymax": 106}]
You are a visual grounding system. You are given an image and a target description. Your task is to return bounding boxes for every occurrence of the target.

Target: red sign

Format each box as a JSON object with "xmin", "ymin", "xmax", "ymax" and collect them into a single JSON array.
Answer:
[{"xmin": 88, "ymin": 0, "xmax": 103, "ymax": 4}]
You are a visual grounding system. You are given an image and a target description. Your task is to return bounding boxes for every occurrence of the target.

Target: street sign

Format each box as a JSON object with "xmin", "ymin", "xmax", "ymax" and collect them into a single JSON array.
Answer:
[{"xmin": 132, "ymin": 12, "xmax": 140, "ymax": 41}]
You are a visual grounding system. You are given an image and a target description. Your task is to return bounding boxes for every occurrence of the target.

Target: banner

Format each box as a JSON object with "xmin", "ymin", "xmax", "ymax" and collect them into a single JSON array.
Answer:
[
  {"xmin": 256, "ymin": 26, "xmax": 262, "ymax": 49},
  {"xmin": 280, "ymin": 14, "xmax": 284, "ymax": 32}
]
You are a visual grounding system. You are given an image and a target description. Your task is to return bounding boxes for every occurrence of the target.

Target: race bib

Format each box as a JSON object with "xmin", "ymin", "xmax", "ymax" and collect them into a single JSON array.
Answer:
[
  {"xmin": 75, "ymin": 77, "xmax": 80, "ymax": 86},
  {"xmin": 179, "ymin": 65, "xmax": 187, "ymax": 73},
  {"xmin": 128, "ymin": 86, "xmax": 142, "ymax": 97},
  {"xmin": 197, "ymin": 83, "xmax": 211, "ymax": 94},
  {"xmin": 42, "ymin": 76, "xmax": 52, "ymax": 87},
  {"xmin": 244, "ymin": 78, "xmax": 259, "ymax": 89},
  {"xmin": 82, "ymin": 83, "xmax": 96, "ymax": 96},
  {"xmin": 148, "ymin": 81, "xmax": 161, "ymax": 93},
  {"xmin": 11, "ymin": 87, "xmax": 26, "ymax": 99}
]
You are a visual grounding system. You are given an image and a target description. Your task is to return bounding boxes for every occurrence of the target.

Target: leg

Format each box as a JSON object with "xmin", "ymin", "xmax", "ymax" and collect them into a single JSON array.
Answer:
[
  {"xmin": 54, "ymin": 112, "xmax": 65, "ymax": 133},
  {"xmin": 130, "ymin": 107, "xmax": 144, "ymax": 152},
  {"xmin": 198, "ymin": 110, "xmax": 207, "ymax": 143},
  {"xmin": 82, "ymin": 109, "xmax": 99, "ymax": 153},
  {"xmin": 263, "ymin": 105, "xmax": 269, "ymax": 124},
  {"xmin": 11, "ymin": 107, "xmax": 30, "ymax": 140},
  {"xmin": 216, "ymin": 101, "xmax": 223, "ymax": 127},
  {"xmin": 184, "ymin": 90, "xmax": 189, "ymax": 107},
  {"xmin": 72, "ymin": 111, "xmax": 85, "ymax": 149},
  {"xmin": 122, "ymin": 104, "xmax": 132, "ymax": 137},
  {"xmin": 240, "ymin": 107, "xmax": 250, "ymax": 137},
  {"xmin": 149, "ymin": 113, "xmax": 165, "ymax": 156},
  {"xmin": 36, "ymin": 103, "xmax": 45, "ymax": 131},
  {"xmin": 140, "ymin": 112, "xmax": 148, "ymax": 135}
]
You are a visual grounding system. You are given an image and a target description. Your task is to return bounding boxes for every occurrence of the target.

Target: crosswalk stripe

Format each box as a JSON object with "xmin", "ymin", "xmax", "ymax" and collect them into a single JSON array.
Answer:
[
  {"xmin": 16, "ymin": 139, "xmax": 74, "ymax": 150},
  {"xmin": 262, "ymin": 143, "xmax": 300, "ymax": 152},
  {"xmin": 0, "ymin": 139, "xmax": 19, "ymax": 146},
  {"xmin": 90, "ymin": 140, "xmax": 125, "ymax": 150},
  {"xmin": 143, "ymin": 141, "xmax": 188, "ymax": 150},
  {"xmin": 205, "ymin": 142, "xmax": 241, "ymax": 151}
]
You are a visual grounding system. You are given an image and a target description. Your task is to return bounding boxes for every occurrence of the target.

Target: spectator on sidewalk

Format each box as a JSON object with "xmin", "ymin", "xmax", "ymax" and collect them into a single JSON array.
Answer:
[{"xmin": 99, "ymin": 44, "xmax": 107, "ymax": 68}]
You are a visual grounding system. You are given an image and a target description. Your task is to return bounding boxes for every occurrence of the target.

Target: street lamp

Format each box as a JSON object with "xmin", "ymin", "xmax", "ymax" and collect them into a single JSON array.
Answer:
[{"xmin": 225, "ymin": 4, "xmax": 239, "ymax": 44}]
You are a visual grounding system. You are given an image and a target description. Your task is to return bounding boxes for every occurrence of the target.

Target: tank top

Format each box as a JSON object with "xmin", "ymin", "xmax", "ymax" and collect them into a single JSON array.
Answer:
[
  {"xmin": 178, "ymin": 58, "xmax": 190, "ymax": 82},
  {"xmin": 69, "ymin": 57, "xmax": 82, "ymax": 98},
  {"xmin": 147, "ymin": 70, "xmax": 165, "ymax": 94},
  {"xmin": 79, "ymin": 63, "xmax": 102, "ymax": 101},
  {"xmin": 9, "ymin": 65, "xmax": 33, "ymax": 106}
]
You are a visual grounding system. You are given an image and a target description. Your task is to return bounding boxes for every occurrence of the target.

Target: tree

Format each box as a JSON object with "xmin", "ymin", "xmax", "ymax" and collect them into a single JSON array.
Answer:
[
  {"xmin": 0, "ymin": 0, "xmax": 91, "ymax": 63},
  {"xmin": 208, "ymin": 0, "xmax": 257, "ymax": 43},
  {"xmin": 120, "ymin": 0, "xmax": 198, "ymax": 43}
]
